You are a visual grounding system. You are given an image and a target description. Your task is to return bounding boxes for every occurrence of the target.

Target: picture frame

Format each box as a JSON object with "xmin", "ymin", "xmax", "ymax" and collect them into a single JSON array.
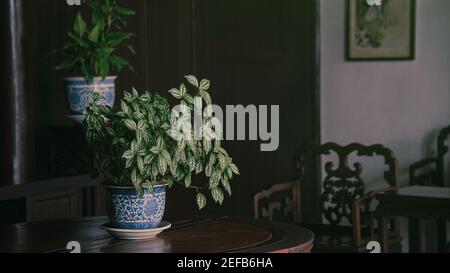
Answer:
[{"xmin": 347, "ymin": 0, "xmax": 416, "ymax": 60}]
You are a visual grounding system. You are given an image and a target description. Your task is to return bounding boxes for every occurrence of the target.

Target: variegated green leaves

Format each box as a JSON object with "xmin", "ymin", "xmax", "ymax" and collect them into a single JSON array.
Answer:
[
  {"xmin": 83, "ymin": 88, "xmax": 172, "ymax": 196},
  {"xmin": 184, "ymin": 75, "xmax": 212, "ymax": 105},
  {"xmin": 169, "ymin": 83, "xmax": 194, "ymax": 106},
  {"xmin": 83, "ymin": 76, "xmax": 239, "ymax": 211},
  {"xmin": 119, "ymin": 89, "xmax": 173, "ymax": 192},
  {"xmin": 196, "ymin": 193, "xmax": 207, "ymax": 210},
  {"xmin": 205, "ymin": 144, "xmax": 239, "ymax": 206},
  {"xmin": 152, "ymin": 138, "xmax": 171, "ymax": 176},
  {"xmin": 167, "ymin": 76, "xmax": 240, "ymax": 210},
  {"xmin": 211, "ymin": 187, "xmax": 224, "ymax": 205}
]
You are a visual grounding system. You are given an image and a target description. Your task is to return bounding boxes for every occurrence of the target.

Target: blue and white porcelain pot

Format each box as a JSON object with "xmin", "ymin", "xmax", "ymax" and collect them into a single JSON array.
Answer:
[
  {"xmin": 105, "ymin": 184, "xmax": 166, "ymax": 230},
  {"xmin": 64, "ymin": 76, "xmax": 116, "ymax": 116}
]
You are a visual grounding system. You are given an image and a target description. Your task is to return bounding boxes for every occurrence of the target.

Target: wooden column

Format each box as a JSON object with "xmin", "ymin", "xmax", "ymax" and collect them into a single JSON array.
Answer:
[{"xmin": 0, "ymin": 0, "xmax": 31, "ymax": 186}]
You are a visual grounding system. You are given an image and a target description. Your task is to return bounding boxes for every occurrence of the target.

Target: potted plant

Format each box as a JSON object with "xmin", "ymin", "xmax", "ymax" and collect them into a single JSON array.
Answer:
[
  {"xmin": 54, "ymin": 0, "xmax": 135, "ymax": 123},
  {"xmin": 82, "ymin": 75, "xmax": 239, "ymax": 236}
]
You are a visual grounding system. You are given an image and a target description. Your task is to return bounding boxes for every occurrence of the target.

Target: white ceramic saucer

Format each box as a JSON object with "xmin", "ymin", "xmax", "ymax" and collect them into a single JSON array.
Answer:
[{"xmin": 100, "ymin": 221, "xmax": 172, "ymax": 240}]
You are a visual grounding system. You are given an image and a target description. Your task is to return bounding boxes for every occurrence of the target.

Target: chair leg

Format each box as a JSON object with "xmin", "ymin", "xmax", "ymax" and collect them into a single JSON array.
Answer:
[
  {"xmin": 378, "ymin": 217, "xmax": 389, "ymax": 253},
  {"xmin": 409, "ymin": 218, "xmax": 421, "ymax": 253},
  {"xmin": 437, "ymin": 220, "xmax": 448, "ymax": 253}
]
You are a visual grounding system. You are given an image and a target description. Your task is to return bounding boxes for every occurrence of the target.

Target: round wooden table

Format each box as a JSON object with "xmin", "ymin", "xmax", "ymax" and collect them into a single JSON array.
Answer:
[{"xmin": 0, "ymin": 216, "xmax": 314, "ymax": 253}]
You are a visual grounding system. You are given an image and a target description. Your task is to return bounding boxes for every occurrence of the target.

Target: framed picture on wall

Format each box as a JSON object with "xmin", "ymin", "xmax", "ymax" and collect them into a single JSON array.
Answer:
[{"xmin": 347, "ymin": 0, "xmax": 416, "ymax": 60}]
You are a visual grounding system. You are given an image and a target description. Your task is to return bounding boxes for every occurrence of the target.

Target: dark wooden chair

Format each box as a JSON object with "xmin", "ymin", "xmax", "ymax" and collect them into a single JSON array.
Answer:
[
  {"xmin": 409, "ymin": 125, "xmax": 450, "ymax": 252},
  {"xmin": 294, "ymin": 142, "xmax": 402, "ymax": 253},
  {"xmin": 410, "ymin": 125, "xmax": 450, "ymax": 187},
  {"xmin": 254, "ymin": 182, "xmax": 299, "ymax": 223}
]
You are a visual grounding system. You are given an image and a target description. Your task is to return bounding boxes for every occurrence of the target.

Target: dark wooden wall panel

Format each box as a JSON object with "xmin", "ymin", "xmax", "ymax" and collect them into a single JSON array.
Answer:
[
  {"xmin": 13, "ymin": 0, "xmax": 318, "ymax": 219},
  {"xmin": 191, "ymin": 0, "xmax": 319, "ymax": 218}
]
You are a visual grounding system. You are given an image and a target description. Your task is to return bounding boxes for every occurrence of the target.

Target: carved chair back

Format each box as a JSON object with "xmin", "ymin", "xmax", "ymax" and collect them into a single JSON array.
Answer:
[
  {"xmin": 295, "ymin": 143, "xmax": 399, "ymax": 228},
  {"xmin": 254, "ymin": 182, "xmax": 299, "ymax": 222}
]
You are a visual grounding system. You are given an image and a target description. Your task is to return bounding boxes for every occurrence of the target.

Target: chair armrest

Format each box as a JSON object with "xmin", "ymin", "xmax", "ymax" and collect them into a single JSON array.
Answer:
[
  {"xmin": 410, "ymin": 157, "xmax": 438, "ymax": 170},
  {"xmin": 409, "ymin": 157, "xmax": 439, "ymax": 186},
  {"xmin": 352, "ymin": 186, "xmax": 396, "ymax": 246},
  {"xmin": 357, "ymin": 186, "xmax": 397, "ymax": 205}
]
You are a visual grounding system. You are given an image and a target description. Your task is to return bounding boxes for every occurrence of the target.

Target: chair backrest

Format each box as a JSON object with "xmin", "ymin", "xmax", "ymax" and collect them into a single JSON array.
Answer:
[
  {"xmin": 254, "ymin": 182, "xmax": 299, "ymax": 222},
  {"xmin": 409, "ymin": 158, "xmax": 439, "ymax": 186},
  {"xmin": 295, "ymin": 143, "xmax": 399, "ymax": 226},
  {"xmin": 436, "ymin": 125, "xmax": 450, "ymax": 186},
  {"xmin": 410, "ymin": 125, "xmax": 450, "ymax": 187}
]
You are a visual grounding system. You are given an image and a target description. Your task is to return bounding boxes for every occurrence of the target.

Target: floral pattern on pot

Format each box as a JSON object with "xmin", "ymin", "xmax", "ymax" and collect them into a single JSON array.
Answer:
[
  {"xmin": 65, "ymin": 76, "xmax": 116, "ymax": 115},
  {"xmin": 105, "ymin": 184, "xmax": 166, "ymax": 230}
]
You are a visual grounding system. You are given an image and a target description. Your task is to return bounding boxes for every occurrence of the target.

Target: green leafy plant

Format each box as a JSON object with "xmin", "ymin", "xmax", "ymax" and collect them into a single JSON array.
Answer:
[
  {"xmin": 82, "ymin": 75, "xmax": 239, "ymax": 209},
  {"xmin": 355, "ymin": 0, "xmax": 396, "ymax": 48},
  {"xmin": 54, "ymin": 0, "xmax": 135, "ymax": 82}
]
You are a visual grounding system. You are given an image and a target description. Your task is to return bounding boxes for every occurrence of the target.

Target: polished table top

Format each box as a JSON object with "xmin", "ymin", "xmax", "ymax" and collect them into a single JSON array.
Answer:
[
  {"xmin": 0, "ymin": 216, "xmax": 314, "ymax": 253},
  {"xmin": 375, "ymin": 185, "xmax": 450, "ymax": 253},
  {"xmin": 375, "ymin": 185, "xmax": 450, "ymax": 219},
  {"xmin": 397, "ymin": 186, "xmax": 450, "ymax": 199}
]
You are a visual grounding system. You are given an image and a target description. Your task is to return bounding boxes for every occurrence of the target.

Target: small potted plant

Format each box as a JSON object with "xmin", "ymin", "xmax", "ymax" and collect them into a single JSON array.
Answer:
[
  {"xmin": 82, "ymin": 75, "xmax": 239, "ymax": 238},
  {"xmin": 54, "ymin": 0, "xmax": 135, "ymax": 123}
]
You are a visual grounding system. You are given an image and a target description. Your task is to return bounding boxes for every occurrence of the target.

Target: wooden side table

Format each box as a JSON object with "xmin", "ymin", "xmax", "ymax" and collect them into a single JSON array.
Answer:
[{"xmin": 376, "ymin": 186, "xmax": 450, "ymax": 253}]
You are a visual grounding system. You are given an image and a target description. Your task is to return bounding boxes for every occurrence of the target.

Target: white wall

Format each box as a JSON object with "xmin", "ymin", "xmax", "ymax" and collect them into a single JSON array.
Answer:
[
  {"xmin": 321, "ymin": 0, "xmax": 450, "ymax": 187},
  {"xmin": 320, "ymin": 0, "xmax": 450, "ymax": 252}
]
